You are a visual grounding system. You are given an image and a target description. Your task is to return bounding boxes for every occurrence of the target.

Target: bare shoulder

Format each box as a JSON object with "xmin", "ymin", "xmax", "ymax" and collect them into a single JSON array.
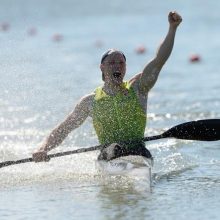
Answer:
[
  {"xmin": 79, "ymin": 93, "xmax": 95, "ymax": 102},
  {"xmin": 76, "ymin": 93, "xmax": 95, "ymax": 114},
  {"xmin": 78, "ymin": 93, "xmax": 95, "ymax": 107},
  {"xmin": 129, "ymin": 72, "xmax": 142, "ymax": 91}
]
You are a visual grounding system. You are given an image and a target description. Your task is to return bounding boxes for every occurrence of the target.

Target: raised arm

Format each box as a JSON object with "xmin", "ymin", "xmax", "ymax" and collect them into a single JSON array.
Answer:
[
  {"xmin": 32, "ymin": 94, "xmax": 94, "ymax": 162},
  {"xmin": 130, "ymin": 11, "xmax": 182, "ymax": 94}
]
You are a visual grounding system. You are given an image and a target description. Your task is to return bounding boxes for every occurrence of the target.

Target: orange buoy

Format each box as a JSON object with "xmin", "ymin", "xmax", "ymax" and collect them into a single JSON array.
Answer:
[
  {"xmin": 52, "ymin": 34, "xmax": 63, "ymax": 42},
  {"xmin": 1, "ymin": 22, "xmax": 10, "ymax": 31},
  {"xmin": 189, "ymin": 54, "xmax": 201, "ymax": 62},
  {"xmin": 27, "ymin": 27, "xmax": 37, "ymax": 36},
  {"xmin": 135, "ymin": 45, "xmax": 146, "ymax": 54}
]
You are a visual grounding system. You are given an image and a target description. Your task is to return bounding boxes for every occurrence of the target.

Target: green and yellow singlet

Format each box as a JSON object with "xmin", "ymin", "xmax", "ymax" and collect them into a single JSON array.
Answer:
[{"xmin": 92, "ymin": 82, "xmax": 146, "ymax": 145}]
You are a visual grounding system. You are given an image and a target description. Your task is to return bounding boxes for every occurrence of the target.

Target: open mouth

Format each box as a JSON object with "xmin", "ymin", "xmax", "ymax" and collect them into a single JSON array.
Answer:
[{"xmin": 113, "ymin": 71, "xmax": 121, "ymax": 78}]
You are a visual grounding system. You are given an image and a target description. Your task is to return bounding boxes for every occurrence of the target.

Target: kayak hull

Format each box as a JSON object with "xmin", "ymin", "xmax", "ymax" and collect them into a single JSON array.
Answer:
[{"xmin": 96, "ymin": 155, "xmax": 153, "ymax": 187}]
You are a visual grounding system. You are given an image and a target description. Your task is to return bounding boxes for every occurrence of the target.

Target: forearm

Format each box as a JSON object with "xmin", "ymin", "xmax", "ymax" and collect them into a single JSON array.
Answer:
[
  {"xmin": 135, "ymin": 12, "xmax": 182, "ymax": 93},
  {"xmin": 138, "ymin": 26, "xmax": 177, "ymax": 91},
  {"xmin": 33, "ymin": 94, "xmax": 93, "ymax": 163},
  {"xmin": 38, "ymin": 95, "xmax": 93, "ymax": 153},
  {"xmin": 39, "ymin": 123, "xmax": 78, "ymax": 152},
  {"xmin": 155, "ymin": 25, "xmax": 177, "ymax": 66}
]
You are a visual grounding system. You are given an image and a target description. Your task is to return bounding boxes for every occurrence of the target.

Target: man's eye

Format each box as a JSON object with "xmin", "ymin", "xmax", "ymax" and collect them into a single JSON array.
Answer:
[{"xmin": 110, "ymin": 61, "xmax": 115, "ymax": 65}]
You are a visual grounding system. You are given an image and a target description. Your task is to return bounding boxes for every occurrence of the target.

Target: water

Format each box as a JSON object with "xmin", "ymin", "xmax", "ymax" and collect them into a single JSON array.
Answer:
[{"xmin": 1, "ymin": 0, "xmax": 220, "ymax": 219}]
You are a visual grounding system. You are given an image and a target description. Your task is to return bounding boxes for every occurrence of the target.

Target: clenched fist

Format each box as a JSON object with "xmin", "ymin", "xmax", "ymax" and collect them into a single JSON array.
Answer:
[
  {"xmin": 168, "ymin": 11, "xmax": 182, "ymax": 28},
  {"xmin": 32, "ymin": 150, "xmax": 50, "ymax": 162}
]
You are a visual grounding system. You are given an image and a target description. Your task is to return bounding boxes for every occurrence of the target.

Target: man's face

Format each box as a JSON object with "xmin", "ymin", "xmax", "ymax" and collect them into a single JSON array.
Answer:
[{"xmin": 100, "ymin": 52, "xmax": 126, "ymax": 85}]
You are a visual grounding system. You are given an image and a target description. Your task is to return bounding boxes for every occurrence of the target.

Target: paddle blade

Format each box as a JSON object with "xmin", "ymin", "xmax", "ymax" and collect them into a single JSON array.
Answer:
[{"xmin": 162, "ymin": 119, "xmax": 220, "ymax": 141}]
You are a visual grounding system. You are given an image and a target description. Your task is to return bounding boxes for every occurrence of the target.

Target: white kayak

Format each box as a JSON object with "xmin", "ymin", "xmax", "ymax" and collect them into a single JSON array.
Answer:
[{"xmin": 96, "ymin": 155, "xmax": 153, "ymax": 187}]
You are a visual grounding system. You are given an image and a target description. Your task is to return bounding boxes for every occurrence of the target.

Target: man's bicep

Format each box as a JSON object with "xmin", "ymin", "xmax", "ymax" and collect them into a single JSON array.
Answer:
[
  {"xmin": 138, "ymin": 59, "xmax": 162, "ymax": 93},
  {"xmin": 68, "ymin": 95, "xmax": 92, "ymax": 127}
]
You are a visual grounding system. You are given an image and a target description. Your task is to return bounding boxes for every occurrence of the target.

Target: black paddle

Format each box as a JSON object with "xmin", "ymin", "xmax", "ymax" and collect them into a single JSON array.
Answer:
[
  {"xmin": 144, "ymin": 119, "xmax": 220, "ymax": 141},
  {"xmin": 0, "ymin": 119, "xmax": 220, "ymax": 169}
]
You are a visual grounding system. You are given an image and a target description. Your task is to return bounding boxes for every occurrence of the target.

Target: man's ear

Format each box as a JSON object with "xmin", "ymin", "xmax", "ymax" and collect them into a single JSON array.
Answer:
[
  {"xmin": 100, "ymin": 64, "xmax": 105, "ymax": 81},
  {"xmin": 100, "ymin": 64, "xmax": 104, "ymax": 72}
]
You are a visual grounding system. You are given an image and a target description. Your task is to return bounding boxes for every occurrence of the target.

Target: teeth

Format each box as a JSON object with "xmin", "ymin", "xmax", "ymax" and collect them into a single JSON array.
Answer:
[{"xmin": 113, "ymin": 72, "xmax": 121, "ymax": 78}]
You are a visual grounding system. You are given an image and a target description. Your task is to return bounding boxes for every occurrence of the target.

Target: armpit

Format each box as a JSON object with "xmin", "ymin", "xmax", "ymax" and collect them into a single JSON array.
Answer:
[
  {"xmin": 129, "ymin": 73, "xmax": 142, "ymax": 90},
  {"xmin": 129, "ymin": 72, "xmax": 142, "ymax": 84}
]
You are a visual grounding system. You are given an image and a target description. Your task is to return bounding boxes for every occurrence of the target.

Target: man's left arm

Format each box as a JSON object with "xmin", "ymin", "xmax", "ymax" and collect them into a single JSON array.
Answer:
[{"xmin": 130, "ymin": 11, "xmax": 182, "ymax": 93}]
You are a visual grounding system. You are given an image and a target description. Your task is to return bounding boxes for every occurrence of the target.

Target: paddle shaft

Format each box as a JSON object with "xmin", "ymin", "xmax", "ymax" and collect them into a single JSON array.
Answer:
[
  {"xmin": 1, "ymin": 134, "xmax": 173, "ymax": 169},
  {"xmin": 0, "ymin": 145, "xmax": 105, "ymax": 169},
  {"xmin": 1, "ymin": 119, "xmax": 220, "ymax": 169}
]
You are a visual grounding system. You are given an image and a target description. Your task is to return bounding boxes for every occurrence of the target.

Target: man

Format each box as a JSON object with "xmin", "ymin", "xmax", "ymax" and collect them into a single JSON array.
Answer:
[{"xmin": 32, "ymin": 11, "xmax": 182, "ymax": 162}]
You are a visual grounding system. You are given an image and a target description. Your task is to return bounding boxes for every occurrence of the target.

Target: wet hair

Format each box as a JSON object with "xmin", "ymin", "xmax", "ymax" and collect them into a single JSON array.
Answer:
[{"xmin": 101, "ymin": 49, "xmax": 126, "ymax": 64}]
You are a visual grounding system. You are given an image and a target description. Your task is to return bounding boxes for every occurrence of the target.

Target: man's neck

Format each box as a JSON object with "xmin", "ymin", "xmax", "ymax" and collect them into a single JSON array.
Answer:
[{"xmin": 103, "ymin": 82, "xmax": 123, "ymax": 96}]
